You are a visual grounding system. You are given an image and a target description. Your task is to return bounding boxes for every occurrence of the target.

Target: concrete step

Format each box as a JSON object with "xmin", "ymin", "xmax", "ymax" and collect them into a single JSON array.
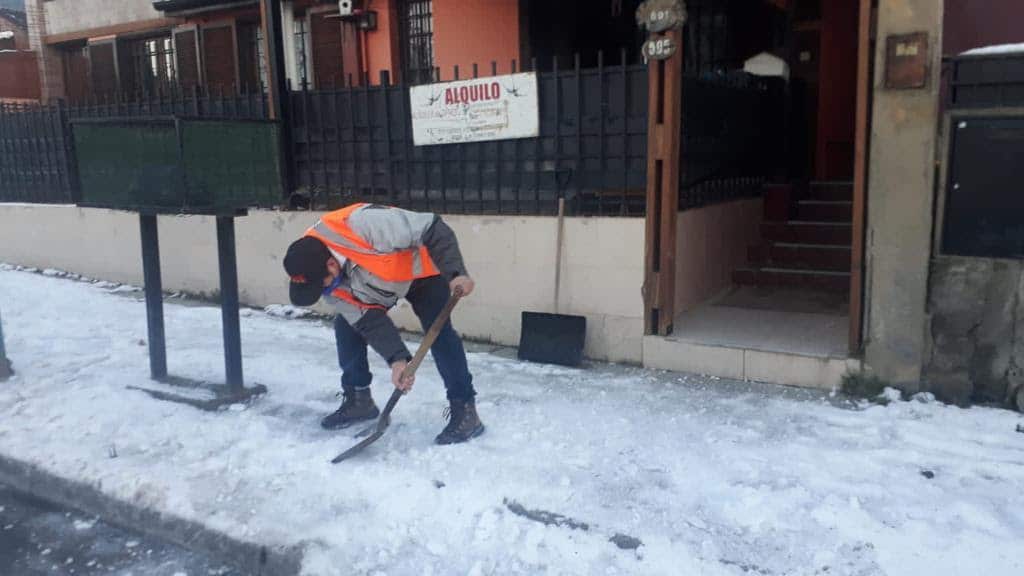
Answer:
[
  {"xmin": 643, "ymin": 333, "xmax": 858, "ymax": 389},
  {"xmin": 748, "ymin": 243, "xmax": 852, "ymax": 272},
  {"xmin": 806, "ymin": 181, "xmax": 853, "ymax": 202},
  {"xmin": 761, "ymin": 221, "xmax": 853, "ymax": 246},
  {"xmin": 733, "ymin": 266, "xmax": 851, "ymax": 292},
  {"xmin": 796, "ymin": 200, "xmax": 852, "ymax": 222}
]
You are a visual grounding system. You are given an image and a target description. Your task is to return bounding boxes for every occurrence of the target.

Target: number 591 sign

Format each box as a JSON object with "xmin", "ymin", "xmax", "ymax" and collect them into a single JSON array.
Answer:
[{"xmin": 636, "ymin": 0, "xmax": 687, "ymax": 33}]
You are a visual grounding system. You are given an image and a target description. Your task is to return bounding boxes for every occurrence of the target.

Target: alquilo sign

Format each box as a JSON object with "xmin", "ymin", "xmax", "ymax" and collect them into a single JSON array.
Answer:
[{"xmin": 409, "ymin": 72, "xmax": 539, "ymax": 146}]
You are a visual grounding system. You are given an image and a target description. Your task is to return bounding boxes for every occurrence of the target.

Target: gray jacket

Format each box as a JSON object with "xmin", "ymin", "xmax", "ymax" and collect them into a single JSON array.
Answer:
[{"xmin": 318, "ymin": 204, "xmax": 467, "ymax": 364}]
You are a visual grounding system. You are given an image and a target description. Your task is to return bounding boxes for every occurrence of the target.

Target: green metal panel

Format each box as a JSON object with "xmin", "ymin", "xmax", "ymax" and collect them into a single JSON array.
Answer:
[
  {"xmin": 73, "ymin": 117, "xmax": 283, "ymax": 214},
  {"xmin": 181, "ymin": 120, "xmax": 283, "ymax": 211}
]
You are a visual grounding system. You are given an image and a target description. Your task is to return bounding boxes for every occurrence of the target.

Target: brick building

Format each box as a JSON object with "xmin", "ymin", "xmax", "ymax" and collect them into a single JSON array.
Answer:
[
  {"xmin": 0, "ymin": 7, "xmax": 39, "ymax": 102},
  {"xmin": 28, "ymin": 0, "xmax": 634, "ymax": 101}
]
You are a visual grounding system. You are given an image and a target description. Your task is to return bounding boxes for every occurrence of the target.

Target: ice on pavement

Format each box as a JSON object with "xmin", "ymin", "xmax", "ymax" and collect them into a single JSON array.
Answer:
[{"xmin": 1, "ymin": 268, "xmax": 1022, "ymax": 575}]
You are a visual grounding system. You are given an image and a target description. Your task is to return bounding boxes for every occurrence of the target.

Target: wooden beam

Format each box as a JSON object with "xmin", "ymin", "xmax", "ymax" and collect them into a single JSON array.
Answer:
[
  {"xmin": 45, "ymin": 18, "xmax": 182, "ymax": 45},
  {"xmin": 849, "ymin": 0, "xmax": 873, "ymax": 354},
  {"xmin": 643, "ymin": 27, "xmax": 683, "ymax": 337}
]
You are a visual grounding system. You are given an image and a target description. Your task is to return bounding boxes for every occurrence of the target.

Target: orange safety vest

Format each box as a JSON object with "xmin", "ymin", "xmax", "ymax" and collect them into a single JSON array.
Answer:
[{"xmin": 304, "ymin": 203, "xmax": 440, "ymax": 283}]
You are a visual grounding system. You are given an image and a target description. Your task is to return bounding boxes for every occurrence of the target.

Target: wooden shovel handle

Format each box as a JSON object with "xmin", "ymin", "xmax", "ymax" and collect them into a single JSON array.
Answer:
[
  {"xmin": 377, "ymin": 286, "xmax": 464, "ymax": 423},
  {"xmin": 403, "ymin": 285, "xmax": 464, "ymax": 380}
]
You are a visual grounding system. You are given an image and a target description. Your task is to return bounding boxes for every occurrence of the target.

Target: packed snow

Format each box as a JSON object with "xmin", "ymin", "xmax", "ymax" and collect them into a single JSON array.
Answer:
[
  {"xmin": 1, "ymin": 267, "xmax": 1023, "ymax": 575},
  {"xmin": 961, "ymin": 43, "xmax": 1024, "ymax": 56}
]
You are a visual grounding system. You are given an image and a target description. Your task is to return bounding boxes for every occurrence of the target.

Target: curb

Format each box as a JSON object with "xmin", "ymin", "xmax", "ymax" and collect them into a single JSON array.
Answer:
[{"xmin": 0, "ymin": 454, "xmax": 305, "ymax": 576}]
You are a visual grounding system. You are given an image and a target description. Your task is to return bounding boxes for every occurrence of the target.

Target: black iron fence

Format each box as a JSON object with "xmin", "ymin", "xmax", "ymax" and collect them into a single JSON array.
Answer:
[
  {"xmin": 65, "ymin": 87, "xmax": 269, "ymax": 120},
  {"xmin": 680, "ymin": 73, "xmax": 784, "ymax": 211},
  {"xmin": 289, "ymin": 54, "xmax": 649, "ymax": 216},
  {"xmin": 1, "ymin": 55, "xmax": 783, "ymax": 216},
  {"xmin": 0, "ymin": 102, "xmax": 76, "ymax": 204}
]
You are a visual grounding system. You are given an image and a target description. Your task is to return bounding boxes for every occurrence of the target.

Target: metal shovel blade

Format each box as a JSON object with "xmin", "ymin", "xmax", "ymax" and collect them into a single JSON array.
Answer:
[
  {"xmin": 330, "ymin": 390, "xmax": 401, "ymax": 463},
  {"xmin": 353, "ymin": 413, "xmax": 391, "ymax": 438},
  {"xmin": 330, "ymin": 289, "xmax": 463, "ymax": 464},
  {"xmin": 331, "ymin": 427, "xmax": 387, "ymax": 463}
]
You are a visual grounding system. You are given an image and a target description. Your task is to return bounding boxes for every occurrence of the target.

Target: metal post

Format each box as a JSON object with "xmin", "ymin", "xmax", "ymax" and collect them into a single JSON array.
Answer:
[
  {"xmin": 139, "ymin": 214, "xmax": 168, "ymax": 381},
  {"xmin": 259, "ymin": 0, "xmax": 293, "ymax": 195},
  {"xmin": 216, "ymin": 216, "xmax": 243, "ymax": 391},
  {"xmin": 0, "ymin": 307, "xmax": 13, "ymax": 380}
]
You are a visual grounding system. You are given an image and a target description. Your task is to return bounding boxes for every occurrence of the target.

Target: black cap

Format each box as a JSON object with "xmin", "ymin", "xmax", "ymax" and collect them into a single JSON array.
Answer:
[{"xmin": 283, "ymin": 236, "xmax": 331, "ymax": 307}]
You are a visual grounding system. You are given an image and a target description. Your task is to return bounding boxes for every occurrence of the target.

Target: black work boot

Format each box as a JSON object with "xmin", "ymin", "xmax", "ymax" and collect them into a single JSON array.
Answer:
[
  {"xmin": 435, "ymin": 399, "xmax": 485, "ymax": 445},
  {"xmin": 321, "ymin": 387, "xmax": 380, "ymax": 430}
]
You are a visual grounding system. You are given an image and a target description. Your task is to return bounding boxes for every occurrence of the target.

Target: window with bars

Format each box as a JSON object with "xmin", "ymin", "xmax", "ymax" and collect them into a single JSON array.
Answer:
[
  {"xmin": 400, "ymin": 0, "xmax": 435, "ymax": 85},
  {"xmin": 130, "ymin": 35, "xmax": 176, "ymax": 93},
  {"xmin": 294, "ymin": 16, "xmax": 309, "ymax": 89}
]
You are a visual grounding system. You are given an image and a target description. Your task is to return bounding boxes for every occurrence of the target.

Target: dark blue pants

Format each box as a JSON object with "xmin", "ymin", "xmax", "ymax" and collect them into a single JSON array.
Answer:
[{"xmin": 334, "ymin": 275, "xmax": 475, "ymax": 402}]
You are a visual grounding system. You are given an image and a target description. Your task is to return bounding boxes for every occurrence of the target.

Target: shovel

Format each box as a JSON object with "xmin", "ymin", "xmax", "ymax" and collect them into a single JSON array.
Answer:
[
  {"xmin": 518, "ymin": 197, "xmax": 587, "ymax": 367},
  {"xmin": 331, "ymin": 286, "xmax": 464, "ymax": 463}
]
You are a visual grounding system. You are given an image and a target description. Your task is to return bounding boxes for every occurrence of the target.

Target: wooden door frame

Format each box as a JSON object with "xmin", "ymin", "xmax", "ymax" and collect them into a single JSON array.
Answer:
[{"xmin": 848, "ymin": 0, "xmax": 874, "ymax": 353}]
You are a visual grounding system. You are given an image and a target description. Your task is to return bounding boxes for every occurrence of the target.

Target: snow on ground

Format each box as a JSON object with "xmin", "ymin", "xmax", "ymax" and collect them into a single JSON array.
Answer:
[{"xmin": 1, "ymin": 268, "xmax": 1023, "ymax": 576}]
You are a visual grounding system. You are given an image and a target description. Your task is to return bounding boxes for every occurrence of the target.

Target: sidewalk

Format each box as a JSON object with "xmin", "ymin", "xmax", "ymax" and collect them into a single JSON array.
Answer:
[{"xmin": 0, "ymin": 266, "xmax": 1022, "ymax": 576}]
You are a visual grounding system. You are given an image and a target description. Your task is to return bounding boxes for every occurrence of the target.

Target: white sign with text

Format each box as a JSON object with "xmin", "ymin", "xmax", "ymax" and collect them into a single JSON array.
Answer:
[{"xmin": 409, "ymin": 72, "xmax": 539, "ymax": 146}]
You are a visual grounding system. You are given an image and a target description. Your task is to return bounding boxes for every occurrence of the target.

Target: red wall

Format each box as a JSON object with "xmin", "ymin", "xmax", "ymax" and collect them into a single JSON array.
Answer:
[
  {"xmin": 433, "ymin": 0, "xmax": 520, "ymax": 80},
  {"xmin": 364, "ymin": 0, "xmax": 401, "ymax": 83},
  {"xmin": 0, "ymin": 51, "xmax": 41, "ymax": 101},
  {"xmin": 943, "ymin": 0, "xmax": 1024, "ymax": 56},
  {"xmin": 300, "ymin": 0, "xmax": 521, "ymax": 86}
]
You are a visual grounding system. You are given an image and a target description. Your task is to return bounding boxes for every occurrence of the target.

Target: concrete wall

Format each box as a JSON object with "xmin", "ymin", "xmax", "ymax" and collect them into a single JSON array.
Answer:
[
  {"xmin": 924, "ymin": 257, "xmax": 1024, "ymax": 406},
  {"xmin": 863, "ymin": 0, "xmax": 943, "ymax": 389},
  {"xmin": 24, "ymin": 0, "xmax": 63, "ymax": 102},
  {"xmin": 43, "ymin": 0, "xmax": 162, "ymax": 37},
  {"xmin": 675, "ymin": 198, "xmax": 763, "ymax": 314},
  {"xmin": 0, "ymin": 205, "xmax": 645, "ymax": 363}
]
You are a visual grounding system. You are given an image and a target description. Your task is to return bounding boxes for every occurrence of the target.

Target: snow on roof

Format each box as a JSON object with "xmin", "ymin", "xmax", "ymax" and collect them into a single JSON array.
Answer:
[
  {"xmin": 743, "ymin": 52, "xmax": 789, "ymax": 80},
  {"xmin": 0, "ymin": 8, "xmax": 27, "ymax": 30},
  {"xmin": 0, "ymin": 31, "xmax": 14, "ymax": 40},
  {"xmin": 961, "ymin": 43, "xmax": 1024, "ymax": 56}
]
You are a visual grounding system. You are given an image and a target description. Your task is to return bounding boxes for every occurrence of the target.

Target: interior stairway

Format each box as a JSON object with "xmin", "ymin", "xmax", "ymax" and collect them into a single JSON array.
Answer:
[{"xmin": 733, "ymin": 182, "xmax": 853, "ymax": 293}]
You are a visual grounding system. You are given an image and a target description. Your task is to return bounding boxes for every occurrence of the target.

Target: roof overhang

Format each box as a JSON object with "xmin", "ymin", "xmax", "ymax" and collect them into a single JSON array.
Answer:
[{"xmin": 152, "ymin": 0, "xmax": 258, "ymax": 17}]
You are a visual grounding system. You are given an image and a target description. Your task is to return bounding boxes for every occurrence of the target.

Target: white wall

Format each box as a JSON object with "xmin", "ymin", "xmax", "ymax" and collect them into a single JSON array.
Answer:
[
  {"xmin": 44, "ymin": 0, "xmax": 164, "ymax": 36},
  {"xmin": 675, "ymin": 198, "xmax": 763, "ymax": 314},
  {"xmin": 0, "ymin": 205, "xmax": 645, "ymax": 363}
]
